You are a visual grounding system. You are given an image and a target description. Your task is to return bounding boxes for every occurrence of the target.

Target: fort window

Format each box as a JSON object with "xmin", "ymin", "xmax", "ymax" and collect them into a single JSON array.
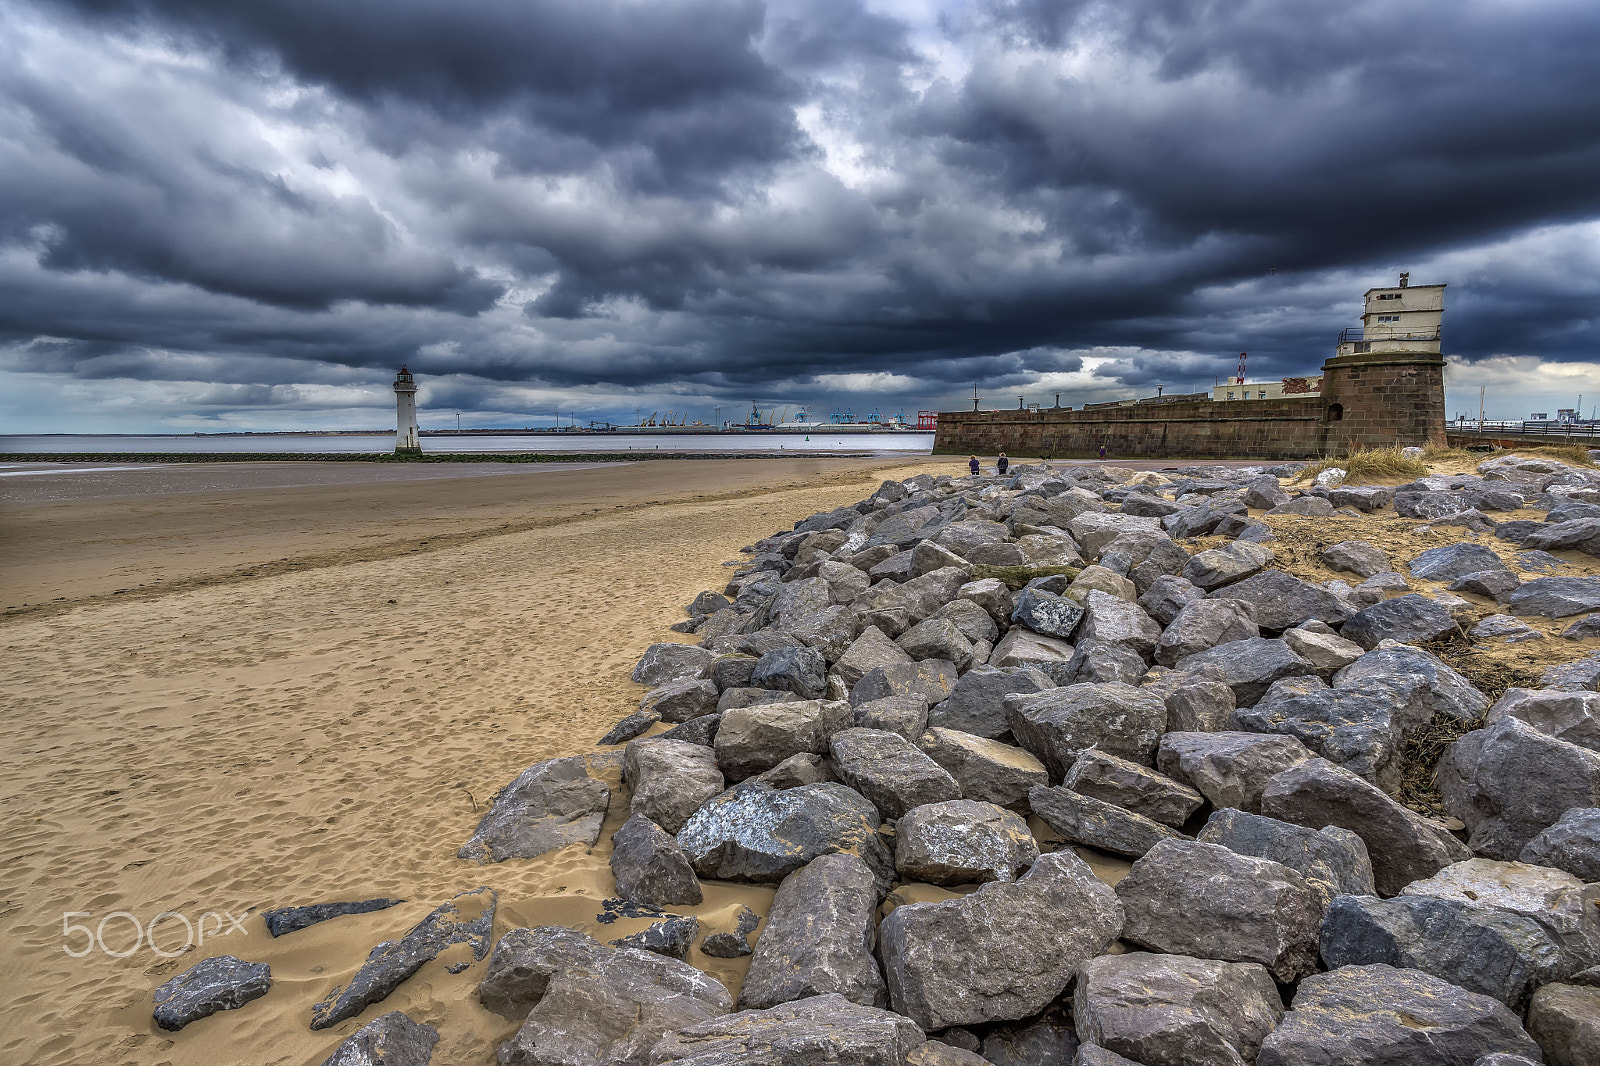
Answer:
[{"xmin": 1326, "ymin": 402, "xmax": 1344, "ymax": 422}]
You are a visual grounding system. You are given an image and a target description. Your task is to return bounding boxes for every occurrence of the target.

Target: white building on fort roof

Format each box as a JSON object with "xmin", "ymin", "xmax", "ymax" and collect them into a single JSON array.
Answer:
[{"xmin": 1336, "ymin": 273, "xmax": 1445, "ymax": 357}]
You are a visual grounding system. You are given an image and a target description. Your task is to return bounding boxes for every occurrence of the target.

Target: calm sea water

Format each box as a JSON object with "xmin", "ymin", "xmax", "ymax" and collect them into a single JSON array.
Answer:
[{"xmin": 1, "ymin": 433, "xmax": 935, "ymax": 455}]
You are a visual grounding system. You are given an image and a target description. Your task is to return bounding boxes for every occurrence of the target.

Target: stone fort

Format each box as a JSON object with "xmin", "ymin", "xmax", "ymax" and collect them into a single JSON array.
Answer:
[{"xmin": 933, "ymin": 278, "xmax": 1448, "ymax": 460}]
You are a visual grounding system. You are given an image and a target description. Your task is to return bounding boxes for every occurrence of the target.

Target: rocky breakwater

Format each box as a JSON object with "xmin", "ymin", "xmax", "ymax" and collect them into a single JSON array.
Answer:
[{"xmin": 153, "ymin": 458, "xmax": 1600, "ymax": 1066}]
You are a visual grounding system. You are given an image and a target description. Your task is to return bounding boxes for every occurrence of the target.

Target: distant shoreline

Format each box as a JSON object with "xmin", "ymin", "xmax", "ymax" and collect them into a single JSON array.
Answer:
[{"xmin": 0, "ymin": 450, "xmax": 875, "ymax": 463}]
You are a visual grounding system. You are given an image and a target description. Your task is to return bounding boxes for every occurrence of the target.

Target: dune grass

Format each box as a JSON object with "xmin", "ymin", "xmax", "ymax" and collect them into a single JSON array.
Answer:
[
  {"xmin": 1291, "ymin": 446, "xmax": 1429, "ymax": 483},
  {"xmin": 1517, "ymin": 443, "xmax": 1598, "ymax": 467}
]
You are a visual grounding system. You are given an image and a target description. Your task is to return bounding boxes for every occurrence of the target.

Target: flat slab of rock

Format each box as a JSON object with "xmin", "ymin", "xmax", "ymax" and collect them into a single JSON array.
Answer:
[
  {"xmin": 1510, "ymin": 576, "xmax": 1600, "ymax": 617},
  {"xmin": 459, "ymin": 757, "xmax": 610, "ymax": 864},
  {"xmin": 714, "ymin": 699, "xmax": 851, "ymax": 780},
  {"xmin": 739, "ymin": 853, "xmax": 886, "ymax": 1010},
  {"xmin": 1341, "ymin": 593, "xmax": 1462, "ymax": 649},
  {"xmin": 610, "ymin": 814, "xmax": 703, "ymax": 908},
  {"xmin": 650, "ymin": 993, "xmax": 925, "ymax": 1066},
  {"xmin": 917, "ymin": 727, "xmax": 1048, "ymax": 811},
  {"xmin": 1409, "ymin": 543, "xmax": 1510, "ymax": 582},
  {"xmin": 1182, "ymin": 542, "xmax": 1273, "ymax": 591},
  {"xmin": 894, "ymin": 799, "xmax": 1039, "ymax": 885},
  {"xmin": 1157, "ymin": 731, "xmax": 1314, "ymax": 815},
  {"xmin": 633, "ymin": 643, "xmax": 715, "ymax": 686},
  {"xmin": 1074, "ymin": 952, "xmax": 1283, "ymax": 1066},
  {"xmin": 830, "ymin": 728, "xmax": 961, "ymax": 819},
  {"xmin": 1319, "ymin": 893, "xmax": 1566, "ymax": 1012},
  {"xmin": 1256, "ymin": 963, "xmax": 1543, "ymax": 1066},
  {"xmin": 1197, "ymin": 808, "xmax": 1375, "ymax": 907},
  {"xmin": 1175, "ymin": 637, "xmax": 1316, "ymax": 707},
  {"xmin": 877, "ymin": 850, "xmax": 1123, "ymax": 1030},
  {"xmin": 675, "ymin": 782, "xmax": 893, "ymax": 887},
  {"xmin": 1207, "ymin": 570, "xmax": 1354, "ymax": 631},
  {"xmin": 482, "ymin": 926, "xmax": 731, "ymax": 1066},
  {"xmin": 1028, "ymin": 785, "xmax": 1182, "ymax": 858},
  {"xmin": 1115, "ymin": 838, "xmax": 1322, "ymax": 981},
  {"xmin": 1062, "ymin": 749, "xmax": 1202, "ymax": 828},
  {"xmin": 1005, "ymin": 683, "xmax": 1168, "ymax": 777},
  {"xmin": 265, "ymin": 899, "xmax": 404, "ymax": 938},
  {"xmin": 1261, "ymin": 758, "xmax": 1469, "ymax": 897},
  {"xmin": 851, "ymin": 660, "xmax": 960, "ymax": 708},
  {"xmin": 316, "ymin": 1011, "xmax": 438, "ymax": 1066},
  {"xmin": 312, "ymin": 888, "xmax": 496, "ymax": 1030},
  {"xmin": 153, "ymin": 955, "xmax": 272, "ymax": 1031}
]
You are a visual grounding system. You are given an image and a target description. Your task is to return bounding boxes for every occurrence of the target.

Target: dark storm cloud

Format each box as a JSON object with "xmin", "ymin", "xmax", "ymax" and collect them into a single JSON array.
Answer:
[{"xmin": 4, "ymin": 0, "xmax": 1600, "ymax": 429}]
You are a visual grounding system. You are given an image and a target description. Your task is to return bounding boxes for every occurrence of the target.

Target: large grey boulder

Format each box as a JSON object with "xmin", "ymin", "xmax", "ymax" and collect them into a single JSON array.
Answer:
[
  {"xmin": 816, "ymin": 562, "xmax": 872, "ymax": 605},
  {"xmin": 787, "ymin": 605, "xmax": 865, "ymax": 663},
  {"xmin": 1009, "ymin": 588, "xmax": 1086, "ymax": 640},
  {"xmin": 864, "ymin": 567, "xmax": 971, "ymax": 627},
  {"xmin": 1330, "ymin": 485, "xmax": 1397, "ymax": 512},
  {"xmin": 988, "ymin": 627, "xmax": 1075, "ymax": 679},
  {"xmin": 459, "ymin": 758, "xmax": 610, "ymax": 864},
  {"xmin": 977, "ymin": 1002, "xmax": 1079, "ymax": 1066},
  {"xmin": 851, "ymin": 660, "xmax": 959, "ymax": 708},
  {"xmin": 1409, "ymin": 543, "xmax": 1511, "ymax": 582},
  {"xmin": 894, "ymin": 800, "xmax": 1039, "ymax": 885},
  {"xmin": 1488, "ymin": 687, "xmax": 1600, "ymax": 753},
  {"xmin": 1175, "ymin": 637, "xmax": 1317, "ymax": 707},
  {"xmin": 917, "ymin": 727, "xmax": 1048, "ymax": 811},
  {"xmin": 751, "ymin": 645, "xmax": 830, "ymax": 700},
  {"xmin": 1337, "ymin": 644, "xmax": 1491, "ymax": 722},
  {"xmin": 898, "ymin": 617, "xmax": 976, "ymax": 671},
  {"xmin": 610, "ymin": 815, "xmax": 702, "ymax": 908},
  {"xmin": 1070, "ymin": 512, "xmax": 1162, "ymax": 557},
  {"xmin": 1283, "ymin": 624, "xmax": 1366, "ymax": 673},
  {"xmin": 1320, "ymin": 893, "xmax": 1567, "ymax": 1012},
  {"xmin": 1138, "ymin": 574, "xmax": 1206, "ymax": 626},
  {"xmin": 657, "ymin": 715, "xmax": 720, "ymax": 750},
  {"xmin": 609, "ymin": 915, "xmax": 700, "ymax": 962},
  {"xmin": 934, "ymin": 598, "xmax": 1001, "ymax": 646},
  {"xmin": 854, "ymin": 695, "xmax": 930, "ymax": 741},
  {"xmin": 1077, "ymin": 591, "xmax": 1162, "ymax": 658},
  {"xmin": 1063, "ymin": 749, "xmax": 1203, "ymax": 828},
  {"xmin": 1256, "ymin": 964, "xmax": 1544, "ymax": 1066},
  {"xmin": 911, "ymin": 540, "xmax": 972, "ymax": 580},
  {"xmin": 1141, "ymin": 669, "xmax": 1236, "ymax": 732},
  {"xmin": 1182, "ymin": 542, "xmax": 1273, "ymax": 591},
  {"xmin": 1261, "ymin": 758, "xmax": 1470, "ymax": 896},
  {"xmin": 836, "ymin": 626, "xmax": 915, "ymax": 687},
  {"xmin": 1115, "ymin": 838, "xmax": 1322, "ymax": 981},
  {"xmin": 739, "ymin": 853, "xmax": 886, "ymax": 1010},
  {"xmin": 714, "ymin": 699, "xmax": 851, "ymax": 780},
  {"xmin": 1153, "ymin": 598, "xmax": 1259, "ymax": 667},
  {"xmin": 264, "ymin": 898, "xmax": 405, "ymax": 938},
  {"xmin": 1073, "ymin": 953, "xmax": 1284, "ymax": 1066},
  {"xmin": 1323, "ymin": 540, "xmax": 1390, "ymax": 578},
  {"xmin": 625, "ymin": 740, "xmax": 724, "ymax": 833},
  {"xmin": 484, "ymin": 926, "xmax": 731, "ymax": 1066},
  {"xmin": 1006, "ymin": 683, "xmax": 1168, "ymax": 776},
  {"xmin": 1157, "ymin": 731, "xmax": 1314, "ymax": 814},
  {"xmin": 1197, "ymin": 808, "xmax": 1375, "ymax": 908},
  {"xmin": 1028, "ymin": 785, "xmax": 1183, "ymax": 858},
  {"xmin": 1528, "ymin": 982, "xmax": 1600, "ymax": 1066},
  {"xmin": 1395, "ymin": 490, "xmax": 1471, "ymax": 519},
  {"xmin": 927, "ymin": 665, "xmax": 1053, "ymax": 738},
  {"xmin": 1210, "ymin": 570, "xmax": 1354, "ymax": 631},
  {"xmin": 1341, "ymin": 594, "xmax": 1463, "ymax": 649},
  {"xmin": 1064, "ymin": 638, "xmax": 1147, "ymax": 686},
  {"xmin": 829, "ymin": 728, "xmax": 961, "ymax": 819},
  {"xmin": 649, "ymin": 994, "xmax": 925, "ymax": 1066},
  {"xmin": 1243, "ymin": 476, "xmax": 1291, "ymax": 510},
  {"xmin": 748, "ymin": 752, "xmax": 833, "ymax": 789},
  {"xmin": 317, "ymin": 1012, "xmax": 438, "ymax": 1066},
  {"xmin": 633, "ymin": 643, "xmax": 716, "ymax": 687},
  {"xmin": 676, "ymin": 782, "xmax": 893, "ymax": 886},
  {"xmin": 771, "ymin": 577, "xmax": 834, "ymax": 629},
  {"xmin": 1521, "ymin": 808, "xmax": 1600, "ymax": 880},
  {"xmin": 1510, "ymin": 576, "xmax": 1600, "ymax": 618},
  {"xmin": 957, "ymin": 577, "xmax": 1016, "ymax": 626},
  {"xmin": 313, "ymin": 888, "xmax": 496, "ymax": 1029},
  {"xmin": 152, "ymin": 955, "xmax": 271, "ymax": 1031},
  {"xmin": 641, "ymin": 678, "xmax": 720, "ymax": 723},
  {"xmin": 877, "ymin": 850, "xmax": 1124, "ymax": 1030},
  {"xmin": 1439, "ymin": 714, "xmax": 1600, "ymax": 859},
  {"xmin": 1401, "ymin": 857, "xmax": 1600, "ymax": 966}
]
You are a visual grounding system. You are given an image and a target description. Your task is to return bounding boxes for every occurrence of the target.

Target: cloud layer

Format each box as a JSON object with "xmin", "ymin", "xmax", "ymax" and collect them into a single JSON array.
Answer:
[{"xmin": 4, "ymin": 0, "xmax": 1599, "ymax": 429}]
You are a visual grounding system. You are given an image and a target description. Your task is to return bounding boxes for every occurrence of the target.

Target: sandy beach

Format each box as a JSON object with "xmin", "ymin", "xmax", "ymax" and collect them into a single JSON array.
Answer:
[{"xmin": 0, "ymin": 454, "xmax": 956, "ymax": 1066}]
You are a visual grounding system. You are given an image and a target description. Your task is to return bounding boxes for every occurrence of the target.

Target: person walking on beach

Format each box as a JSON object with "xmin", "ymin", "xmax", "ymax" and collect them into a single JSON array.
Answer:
[
  {"xmin": 997, "ymin": 452, "xmax": 1009, "ymax": 475},
  {"xmin": 1098, "ymin": 444, "xmax": 1107, "ymax": 459},
  {"xmin": 968, "ymin": 455, "xmax": 980, "ymax": 475}
]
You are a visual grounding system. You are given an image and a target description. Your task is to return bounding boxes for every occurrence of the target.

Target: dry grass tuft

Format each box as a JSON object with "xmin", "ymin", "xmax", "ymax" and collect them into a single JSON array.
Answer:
[
  {"xmin": 1292, "ymin": 447, "xmax": 1429, "ymax": 483},
  {"xmin": 1518, "ymin": 444, "xmax": 1598, "ymax": 468},
  {"xmin": 1419, "ymin": 444, "xmax": 1479, "ymax": 464}
]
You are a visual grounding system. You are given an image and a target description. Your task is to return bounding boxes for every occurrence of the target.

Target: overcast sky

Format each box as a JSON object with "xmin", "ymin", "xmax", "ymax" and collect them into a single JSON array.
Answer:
[{"xmin": 3, "ymin": 0, "xmax": 1599, "ymax": 432}]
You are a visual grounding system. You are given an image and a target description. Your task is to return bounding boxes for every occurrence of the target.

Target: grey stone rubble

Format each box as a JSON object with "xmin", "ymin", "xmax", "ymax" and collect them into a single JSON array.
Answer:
[
  {"xmin": 188, "ymin": 459, "xmax": 1600, "ymax": 1062},
  {"xmin": 152, "ymin": 955, "xmax": 272, "ymax": 1031}
]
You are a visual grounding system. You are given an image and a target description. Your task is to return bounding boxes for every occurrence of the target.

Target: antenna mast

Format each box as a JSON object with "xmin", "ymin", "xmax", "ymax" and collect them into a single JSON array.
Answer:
[{"xmin": 1236, "ymin": 352, "xmax": 1247, "ymax": 386}]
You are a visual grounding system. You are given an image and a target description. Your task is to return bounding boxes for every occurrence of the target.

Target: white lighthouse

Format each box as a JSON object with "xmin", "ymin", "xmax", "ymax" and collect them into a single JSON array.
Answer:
[{"xmin": 393, "ymin": 365, "xmax": 421, "ymax": 454}]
